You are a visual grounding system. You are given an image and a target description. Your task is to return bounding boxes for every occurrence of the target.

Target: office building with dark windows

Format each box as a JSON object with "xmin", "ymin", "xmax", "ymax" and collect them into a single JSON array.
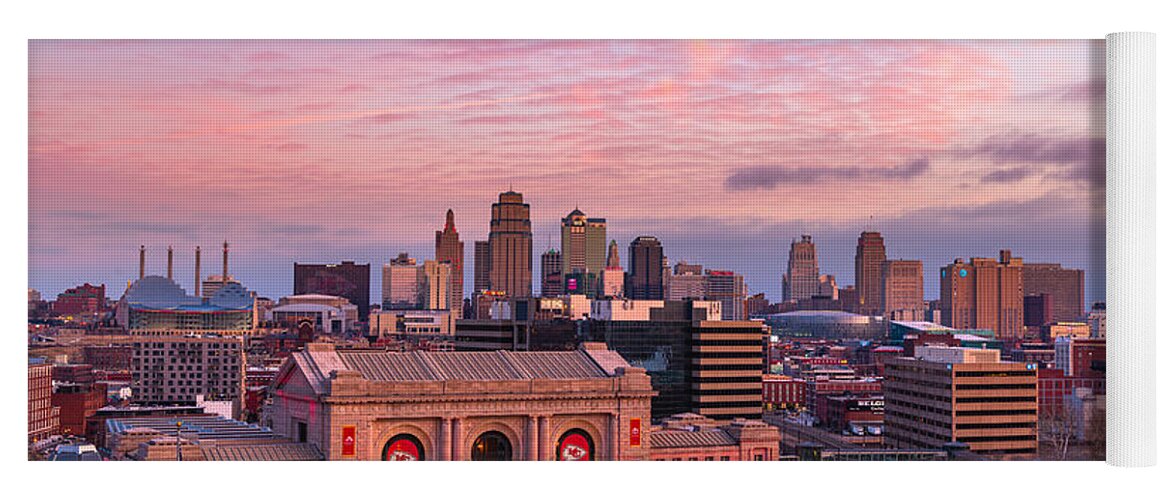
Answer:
[
  {"xmin": 626, "ymin": 236, "xmax": 665, "ymax": 300},
  {"xmin": 294, "ymin": 261, "xmax": 371, "ymax": 321}
]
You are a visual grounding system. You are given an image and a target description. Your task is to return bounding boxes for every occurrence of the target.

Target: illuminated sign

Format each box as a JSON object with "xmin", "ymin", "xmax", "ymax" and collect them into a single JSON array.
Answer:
[
  {"xmin": 557, "ymin": 430, "xmax": 594, "ymax": 461},
  {"xmin": 630, "ymin": 418, "xmax": 642, "ymax": 447},
  {"xmin": 384, "ymin": 435, "xmax": 422, "ymax": 461},
  {"xmin": 568, "ymin": 278, "xmax": 578, "ymax": 291},
  {"xmin": 341, "ymin": 425, "xmax": 356, "ymax": 456}
]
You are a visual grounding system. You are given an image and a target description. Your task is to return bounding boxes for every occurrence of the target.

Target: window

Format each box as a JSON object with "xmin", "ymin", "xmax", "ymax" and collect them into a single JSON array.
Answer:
[{"xmin": 470, "ymin": 431, "xmax": 512, "ymax": 461}]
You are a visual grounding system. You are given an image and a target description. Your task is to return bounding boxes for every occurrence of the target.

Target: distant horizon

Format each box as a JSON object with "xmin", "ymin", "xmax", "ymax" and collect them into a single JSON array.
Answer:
[{"xmin": 29, "ymin": 40, "xmax": 1105, "ymax": 307}]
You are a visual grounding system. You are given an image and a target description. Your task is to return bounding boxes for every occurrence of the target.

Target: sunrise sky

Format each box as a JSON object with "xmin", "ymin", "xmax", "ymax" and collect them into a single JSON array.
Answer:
[{"xmin": 28, "ymin": 40, "xmax": 1105, "ymax": 304}]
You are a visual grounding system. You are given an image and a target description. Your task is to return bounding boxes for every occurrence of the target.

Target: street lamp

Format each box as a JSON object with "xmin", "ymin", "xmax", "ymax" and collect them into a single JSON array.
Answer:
[{"xmin": 175, "ymin": 421, "xmax": 183, "ymax": 462}]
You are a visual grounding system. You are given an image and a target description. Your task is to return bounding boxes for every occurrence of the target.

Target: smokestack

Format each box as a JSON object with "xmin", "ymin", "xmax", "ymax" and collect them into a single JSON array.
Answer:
[
  {"xmin": 139, "ymin": 245, "xmax": 145, "ymax": 279},
  {"xmin": 167, "ymin": 246, "xmax": 174, "ymax": 280},
  {"xmin": 222, "ymin": 241, "xmax": 229, "ymax": 285},
  {"xmin": 194, "ymin": 246, "xmax": 202, "ymax": 297}
]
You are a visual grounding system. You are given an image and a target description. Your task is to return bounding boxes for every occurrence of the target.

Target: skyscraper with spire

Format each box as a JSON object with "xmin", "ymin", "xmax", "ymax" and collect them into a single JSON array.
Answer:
[
  {"xmin": 600, "ymin": 240, "xmax": 625, "ymax": 298},
  {"xmin": 488, "ymin": 190, "xmax": 533, "ymax": 298},
  {"xmin": 435, "ymin": 209, "xmax": 464, "ymax": 316}
]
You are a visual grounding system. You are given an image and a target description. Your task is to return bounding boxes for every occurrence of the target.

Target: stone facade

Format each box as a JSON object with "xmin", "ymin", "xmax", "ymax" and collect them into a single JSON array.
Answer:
[{"xmin": 265, "ymin": 342, "xmax": 655, "ymax": 460}]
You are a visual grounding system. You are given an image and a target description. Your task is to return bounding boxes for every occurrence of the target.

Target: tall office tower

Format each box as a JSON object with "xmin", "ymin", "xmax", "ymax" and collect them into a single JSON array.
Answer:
[
  {"xmin": 817, "ymin": 274, "xmax": 839, "ymax": 299},
  {"xmin": 783, "ymin": 235, "xmax": 819, "ymax": 302},
  {"xmin": 626, "ymin": 236, "xmax": 665, "ymax": 300},
  {"xmin": 417, "ymin": 260, "xmax": 452, "ymax": 310},
  {"xmin": 488, "ymin": 190, "xmax": 533, "ymax": 298},
  {"xmin": 690, "ymin": 320, "xmax": 766, "ymax": 421},
  {"xmin": 560, "ymin": 208, "xmax": 608, "ymax": 275},
  {"xmin": 473, "ymin": 241, "xmax": 491, "ymax": 293},
  {"xmin": 854, "ymin": 231, "xmax": 887, "ymax": 315},
  {"xmin": 884, "ymin": 346, "xmax": 1038, "ymax": 459},
  {"xmin": 435, "ymin": 209, "xmax": 465, "ymax": 316},
  {"xmin": 1023, "ymin": 294, "xmax": 1054, "ymax": 331},
  {"xmin": 939, "ymin": 250, "xmax": 1025, "ymax": 341},
  {"xmin": 881, "ymin": 260, "xmax": 924, "ymax": 321},
  {"xmin": 293, "ymin": 261, "xmax": 372, "ymax": 320},
  {"xmin": 540, "ymin": 249, "xmax": 564, "ymax": 298},
  {"xmin": 1021, "ymin": 263, "xmax": 1085, "ymax": 322},
  {"xmin": 382, "ymin": 253, "xmax": 419, "ymax": 309},
  {"xmin": 704, "ymin": 270, "xmax": 747, "ymax": 321},
  {"xmin": 667, "ymin": 261, "xmax": 706, "ymax": 301},
  {"xmin": 600, "ymin": 240, "xmax": 625, "ymax": 298}
]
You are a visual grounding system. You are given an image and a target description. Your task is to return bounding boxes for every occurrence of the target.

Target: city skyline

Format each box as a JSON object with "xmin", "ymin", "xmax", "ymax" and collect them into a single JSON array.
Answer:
[{"xmin": 29, "ymin": 40, "xmax": 1105, "ymax": 304}]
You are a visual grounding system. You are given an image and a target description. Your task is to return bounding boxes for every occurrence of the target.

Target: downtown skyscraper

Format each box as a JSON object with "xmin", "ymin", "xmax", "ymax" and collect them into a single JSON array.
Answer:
[
  {"xmin": 783, "ymin": 235, "xmax": 819, "ymax": 302},
  {"xmin": 435, "ymin": 209, "xmax": 464, "ymax": 316},
  {"xmin": 939, "ymin": 250, "xmax": 1025, "ymax": 341},
  {"xmin": 855, "ymin": 231, "xmax": 887, "ymax": 316},
  {"xmin": 560, "ymin": 208, "xmax": 607, "ymax": 276},
  {"xmin": 626, "ymin": 236, "xmax": 664, "ymax": 300},
  {"xmin": 488, "ymin": 190, "xmax": 533, "ymax": 298}
]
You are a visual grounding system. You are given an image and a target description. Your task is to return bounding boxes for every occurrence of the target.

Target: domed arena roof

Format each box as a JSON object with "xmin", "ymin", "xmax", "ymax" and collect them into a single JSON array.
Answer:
[
  {"xmin": 209, "ymin": 282, "xmax": 253, "ymax": 310},
  {"xmin": 122, "ymin": 276, "xmax": 202, "ymax": 309}
]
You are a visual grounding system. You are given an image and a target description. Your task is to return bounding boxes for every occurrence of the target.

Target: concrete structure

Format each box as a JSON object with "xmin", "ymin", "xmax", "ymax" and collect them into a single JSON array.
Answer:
[
  {"xmin": 130, "ymin": 336, "xmax": 245, "ymax": 417},
  {"xmin": 939, "ymin": 250, "xmax": 1025, "ymax": 341},
  {"xmin": 884, "ymin": 346, "xmax": 1038, "ymax": 459},
  {"xmin": 294, "ymin": 261, "xmax": 371, "ymax": 321},
  {"xmin": 435, "ymin": 209, "xmax": 465, "ymax": 317},
  {"xmin": 626, "ymin": 236, "xmax": 664, "ymax": 300},
  {"xmin": 370, "ymin": 309, "xmax": 454, "ymax": 338},
  {"xmin": 881, "ymin": 259, "xmax": 924, "ymax": 321},
  {"xmin": 854, "ymin": 231, "xmax": 887, "ymax": 315},
  {"xmin": 276, "ymin": 294, "xmax": 359, "ymax": 328},
  {"xmin": 690, "ymin": 321, "xmax": 767, "ymax": 421},
  {"xmin": 270, "ymin": 303, "xmax": 350, "ymax": 334},
  {"xmin": 784, "ymin": 235, "xmax": 820, "ymax": 302},
  {"xmin": 1022, "ymin": 263, "xmax": 1085, "ymax": 322},
  {"xmin": 818, "ymin": 274, "xmax": 839, "ymax": 300},
  {"xmin": 1085, "ymin": 302, "xmax": 1106, "ymax": 338},
  {"xmin": 591, "ymin": 299, "xmax": 722, "ymax": 322},
  {"xmin": 488, "ymin": 190, "xmax": 533, "ymax": 298},
  {"xmin": 266, "ymin": 342, "xmax": 655, "ymax": 460},
  {"xmin": 381, "ymin": 253, "xmax": 418, "ymax": 310}
]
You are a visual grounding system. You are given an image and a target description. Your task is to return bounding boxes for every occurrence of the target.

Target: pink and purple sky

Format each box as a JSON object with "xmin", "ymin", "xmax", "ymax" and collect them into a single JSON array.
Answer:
[{"xmin": 29, "ymin": 40, "xmax": 1104, "ymax": 305}]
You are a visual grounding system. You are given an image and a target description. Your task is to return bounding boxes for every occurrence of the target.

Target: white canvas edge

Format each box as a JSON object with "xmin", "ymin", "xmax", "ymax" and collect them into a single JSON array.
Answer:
[{"xmin": 1106, "ymin": 31, "xmax": 1156, "ymax": 467}]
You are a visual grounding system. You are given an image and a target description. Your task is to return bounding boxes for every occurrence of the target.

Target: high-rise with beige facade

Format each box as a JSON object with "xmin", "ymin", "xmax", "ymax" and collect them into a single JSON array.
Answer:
[
  {"xmin": 882, "ymin": 259, "xmax": 924, "ymax": 321},
  {"xmin": 488, "ymin": 190, "xmax": 533, "ymax": 298},
  {"xmin": 783, "ymin": 235, "xmax": 819, "ymax": 302},
  {"xmin": 939, "ymin": 250, "xmax": 1024, "ymax": 341},
  {"xmin": 884, "ymin": 346, "xmax": 1038, "ymax": 459},
  {"xmin": 435, "ymin": 209, "xmax": 464, "ymax": 316}
]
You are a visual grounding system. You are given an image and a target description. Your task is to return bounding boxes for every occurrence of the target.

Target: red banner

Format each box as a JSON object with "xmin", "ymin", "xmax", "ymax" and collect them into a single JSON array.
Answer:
[
  {"xmin": 630, "ymin": 418, "xmax": 642, "ymax": 447},
  {"xmin": 341, "ymin": 425, "xmax": 356, "ymax": 457}
]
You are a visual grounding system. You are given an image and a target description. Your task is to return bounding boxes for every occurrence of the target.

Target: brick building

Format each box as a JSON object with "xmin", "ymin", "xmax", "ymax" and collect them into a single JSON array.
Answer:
[
  {"xmin": 29, "ymin": 359, "xmax": 60, "ymax": 442},
  {"xmin": 647, "ymin": 413, "xmax": 779, "ymax": 461},
  {"xmin": 52, "ymin": 383, "xmax": 107, "ymax": 436}
]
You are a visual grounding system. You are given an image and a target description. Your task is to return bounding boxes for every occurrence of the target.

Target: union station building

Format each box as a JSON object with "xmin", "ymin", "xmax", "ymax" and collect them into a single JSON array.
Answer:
[{"xmin": 266, "ymin": 342, "xmax": 658, "ymax": 460}]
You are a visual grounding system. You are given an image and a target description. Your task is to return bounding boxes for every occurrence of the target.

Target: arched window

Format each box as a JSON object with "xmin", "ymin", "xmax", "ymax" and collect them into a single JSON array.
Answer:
[
  {"xmin": 383, "ymin": 433, "xmax": 425, "ymax": 461},
  {"xmin": 470, "ymin": 431, "xmax": 512, "ymax": 461},
  {"xmin": 556, "ymin": 429, "xmax": 595, "ymax": 461}
]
